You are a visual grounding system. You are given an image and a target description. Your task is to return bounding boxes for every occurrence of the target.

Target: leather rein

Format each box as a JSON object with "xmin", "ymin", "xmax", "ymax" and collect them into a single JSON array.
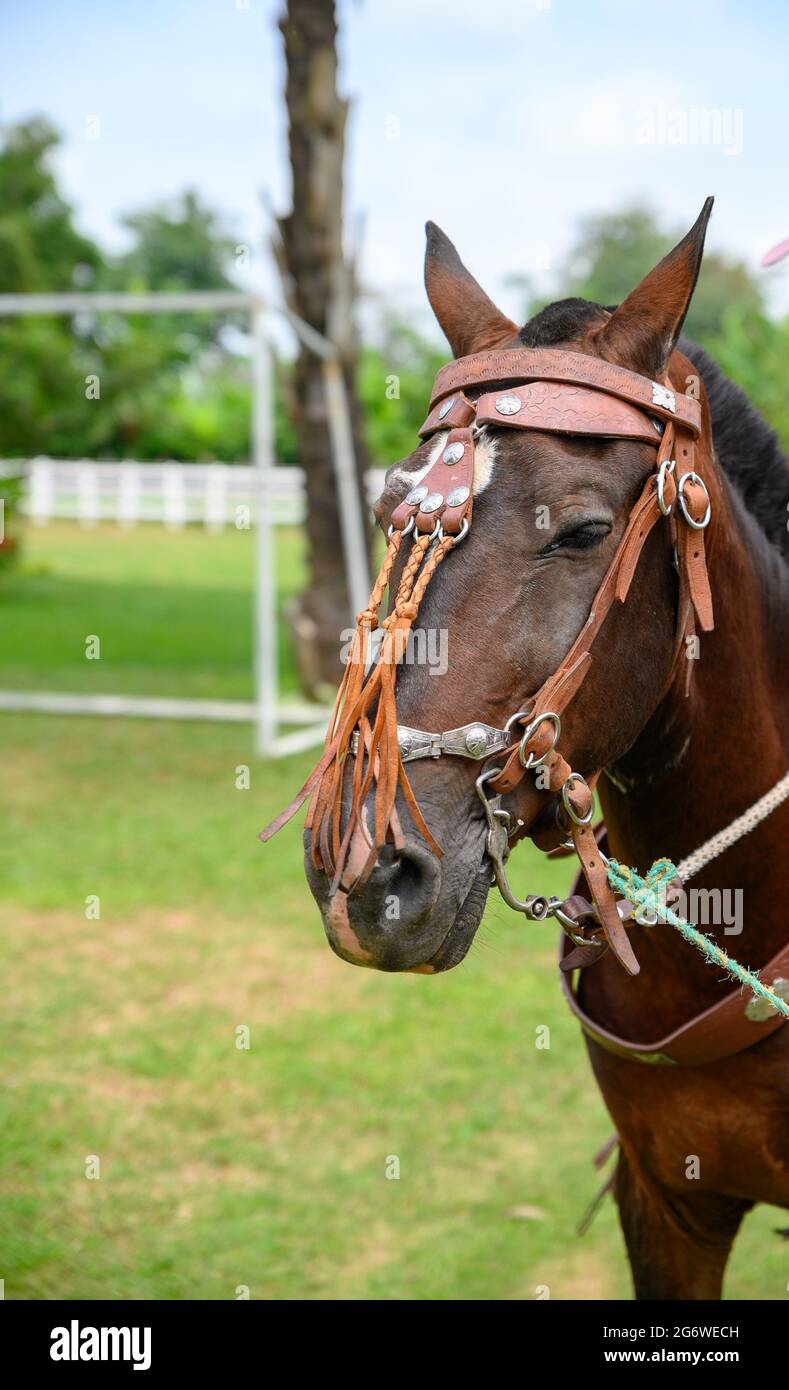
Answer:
[{"xmin": 262, "ymin": 345, "xmax": 718, "ymax": 979}]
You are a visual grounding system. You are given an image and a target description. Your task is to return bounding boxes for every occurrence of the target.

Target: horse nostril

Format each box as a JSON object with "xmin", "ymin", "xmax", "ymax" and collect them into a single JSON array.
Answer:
[{"xmin": 363, "ymin": 838, "xmax": 441, "ymax": 927}]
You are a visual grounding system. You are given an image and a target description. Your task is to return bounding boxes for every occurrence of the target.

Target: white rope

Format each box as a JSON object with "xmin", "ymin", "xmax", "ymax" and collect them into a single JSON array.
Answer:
[{"xmin": 677, "ymin": 768, "xmax": 789, "ymax": 882}]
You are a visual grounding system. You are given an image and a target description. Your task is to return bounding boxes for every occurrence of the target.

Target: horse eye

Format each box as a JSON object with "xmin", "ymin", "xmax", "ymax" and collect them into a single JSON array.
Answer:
[{"xmin": 540, "ymin": 520, "xmax": 611, "ymax": 555}]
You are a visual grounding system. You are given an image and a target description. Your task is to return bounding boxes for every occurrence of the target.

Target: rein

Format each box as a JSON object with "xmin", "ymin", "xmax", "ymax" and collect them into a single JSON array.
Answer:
[{"xmin": 262, "ymin": 344, "xmax": 786, "ymax": 998}]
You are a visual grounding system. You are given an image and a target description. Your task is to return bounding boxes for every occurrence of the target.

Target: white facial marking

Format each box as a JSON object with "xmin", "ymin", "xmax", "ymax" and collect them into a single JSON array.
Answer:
[
  {"xmin": 389, "ymin": 429, "xmax": 497, "ymax": 497},
  {"xmin": 472, "ymin": 429, "xmax": 496, "ymax": 495},
  {"xmin": 389, "ymin": 432, "xmax": 447, "ymax": 489}
]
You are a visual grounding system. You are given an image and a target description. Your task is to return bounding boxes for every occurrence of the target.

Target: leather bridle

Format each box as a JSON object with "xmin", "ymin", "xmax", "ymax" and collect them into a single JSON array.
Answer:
[{"xmin": 262, "ymin": 344, "xmax": 716, "ymax": 978}]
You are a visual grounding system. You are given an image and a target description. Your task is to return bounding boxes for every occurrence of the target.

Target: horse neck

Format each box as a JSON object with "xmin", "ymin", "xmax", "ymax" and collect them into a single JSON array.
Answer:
[{"xmin": 589, "ymin": 471, "xmax": 789, "ymax": 1032}]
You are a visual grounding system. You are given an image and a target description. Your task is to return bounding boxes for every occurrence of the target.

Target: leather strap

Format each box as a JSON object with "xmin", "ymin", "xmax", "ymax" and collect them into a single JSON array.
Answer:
[
  {"xmin": 429, "ymin": 347, "xmax": 703, "ymax": 436},
  {"xmin": 474, "ymin": 382, "xmax": 666, "ymax": 443},
  {"xmin": 560, "ymin": 930, "xmax": 789, "ymax": 1066},
  {"xmin": 488, "ymin": 473, "xmax": 666, "ymax": 800},
  {"xmin": 391, "ymin": 425, "xmax": 475, "ymax": 537}
]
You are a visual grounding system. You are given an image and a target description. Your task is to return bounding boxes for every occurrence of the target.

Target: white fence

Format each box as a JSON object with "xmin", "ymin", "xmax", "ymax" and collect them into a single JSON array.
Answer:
[
  {"xmin": 0, "ymin": 457, "xmax": 387, "ymax": 529},
  {"xmin": 0, "ymin": 289, "xmax": 373, "ymax": 756}
]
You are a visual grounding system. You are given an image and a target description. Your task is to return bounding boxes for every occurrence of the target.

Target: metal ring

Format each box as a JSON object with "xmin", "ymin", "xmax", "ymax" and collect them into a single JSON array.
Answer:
[
  {"xmin": 677, "ymin": 471, "xmax": 711, "ymax": 530},
  {"xmin": 561, "ymin": 772, "xmax": 594, "ymax": 826},
  {"xmin": 387, "ymin": 514, "xmax": 415, "ymax": 540},
  {"xmin": 518, "ymin": 711, "xmax": 562, "ymax": 769},
  {"xmin": 656, "ymin": 458, "xmax": 676, "ymax": 516},
  {"xmin": 448, "ymin": 517, "xmax": 470, "ymax": 546},
  {"xmin": 504, "ymin": 707, "xmax": 533, "ymax": 736},
  {"xmin": 475, "ymin": 765, "xmax": 502, "ymax": 801}
]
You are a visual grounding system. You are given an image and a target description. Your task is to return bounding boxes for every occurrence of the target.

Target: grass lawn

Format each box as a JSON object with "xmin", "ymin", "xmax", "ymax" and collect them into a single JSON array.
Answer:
[
  {"xmin": 0, "ymin": 521, "xmax": 306, "ymax": 699},
  {"xmin": 0, "ymin": 524, "xmax": 785, "ymax": 1299}
]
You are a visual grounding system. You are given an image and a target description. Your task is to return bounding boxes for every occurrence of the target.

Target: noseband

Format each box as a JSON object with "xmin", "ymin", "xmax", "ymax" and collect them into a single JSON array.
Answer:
[{"xmin": 262, "ymin": 345, "xmax": 715, "ymax": 976}]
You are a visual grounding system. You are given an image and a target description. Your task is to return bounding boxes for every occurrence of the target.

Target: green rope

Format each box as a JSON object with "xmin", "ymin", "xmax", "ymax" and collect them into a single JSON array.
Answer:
[{"xmin": 605, "ymin": 857, "xmax": 789, "ymax": 1021}]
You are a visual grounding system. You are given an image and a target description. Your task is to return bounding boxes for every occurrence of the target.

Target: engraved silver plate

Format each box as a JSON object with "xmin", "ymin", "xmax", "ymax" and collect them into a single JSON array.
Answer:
[
  {"xmin": 442, "ymin": 442, "xmax": 465, "ymax": 466},
  {"xmin": 464, "ymin": 724, "xmax": 489, "ymax": 757},
  {"xmin": 420, "ymin": 491, "xmax": 444, "ymax": 513},
  {"xmin": 495, "ymin": 394, "xmax": 522, "ymax": 415},
  {"xmin": 446, "ymin": 484, "xmax": 470, "ymax": 507},
  {"xmin": 438, "ymin": 398, "xmax": 455, "ymax": 419},
  {"xmin": 744, "ymin": 977, "xmax": 789, "ymax": 1022},
  {"xmin": 405, "ymin": 484, "xmax": 428, "ymax": 506},
  {"xmin": 403, "ymin": 722, "xmax": 512, "ymax": 762},
  {"xmin": 652, "ymin": 382, "xmax": 676, "ymax": 413},
  {"xmin": 350, "ymin": 720, "xmax": 513, "ymax": 763}
]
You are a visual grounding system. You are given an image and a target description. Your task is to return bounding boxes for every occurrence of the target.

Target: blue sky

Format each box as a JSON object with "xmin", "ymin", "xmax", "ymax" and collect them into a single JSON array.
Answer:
[{"xmin": 2, "ymin": 0, "xmax": 788, "ymax": 330}]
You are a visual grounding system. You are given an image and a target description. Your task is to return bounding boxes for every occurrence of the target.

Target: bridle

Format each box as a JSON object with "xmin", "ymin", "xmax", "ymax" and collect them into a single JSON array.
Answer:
[{"xmin": 262, "ymin": 344, "xmax": 716, "ymax": 978}]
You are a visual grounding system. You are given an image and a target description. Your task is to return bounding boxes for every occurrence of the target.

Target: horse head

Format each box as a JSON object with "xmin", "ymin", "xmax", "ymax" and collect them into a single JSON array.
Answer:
[{"xmin": 274, "ymin": 201, "xmax": 718, "ymax": 974}]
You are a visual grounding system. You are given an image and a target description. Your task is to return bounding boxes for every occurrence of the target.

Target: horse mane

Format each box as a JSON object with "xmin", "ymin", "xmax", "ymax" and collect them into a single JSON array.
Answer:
[{"xmin": 519, "ymin": 298, "xmax": 789, "ymax": 564}]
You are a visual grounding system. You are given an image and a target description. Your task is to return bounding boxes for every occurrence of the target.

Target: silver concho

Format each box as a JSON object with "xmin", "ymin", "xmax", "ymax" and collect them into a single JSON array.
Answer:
[
  {"xmin": 464, "ymin": 724, "xmax": 489, "ymax": 758},
  {"xmin": 420, "ymin": 492, "xmax": 444, "ymax": 514},
  {"xmin": 442, "ymin": 441, "xmax": 465, "ymax": 466},
  {"xmin": 398, "ymin": 729, "xmax": 418, "ymax": 758},
  {"xmin": 438, "ymin": 398, "xmax": 456, "ymax": 419},
  {"xmin": 652, "ymin": 382, "xmax": 676, "ymax": 413},
  {"xmin": 405, "ymin": 484, "xmax": 428, "ymax": 506},
  {"xmin": 446, "ymin": 485, "xmax": 470, "ymax": 507},
  {"xmin": 744, "ymin": 977, "xmax": 789, "ymax": 1022},
  {"xmin": 495, "ymin": 394, "xmax": 522, "ymax": 415}
]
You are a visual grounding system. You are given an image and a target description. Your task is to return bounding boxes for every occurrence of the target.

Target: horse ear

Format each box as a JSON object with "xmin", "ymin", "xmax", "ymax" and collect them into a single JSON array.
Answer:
[
  {"xmin": 594, "ymin": 197, "xmax": 714, "ymax": 378},
  {"xmin": 425, "ymin": 221, "xmax": 518, "ymax": 359}
]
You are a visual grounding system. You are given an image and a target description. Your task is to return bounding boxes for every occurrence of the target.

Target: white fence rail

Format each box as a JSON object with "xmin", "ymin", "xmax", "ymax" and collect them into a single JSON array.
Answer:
[{"xmin": 0, "ymin": 458, "xmax": 387, "ymax": 529}]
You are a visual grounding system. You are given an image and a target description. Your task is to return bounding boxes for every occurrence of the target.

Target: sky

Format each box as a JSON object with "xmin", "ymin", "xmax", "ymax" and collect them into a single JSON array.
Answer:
[{"xmin": 2, "ymin": 0, "xmax": 788, "ymax": 335}]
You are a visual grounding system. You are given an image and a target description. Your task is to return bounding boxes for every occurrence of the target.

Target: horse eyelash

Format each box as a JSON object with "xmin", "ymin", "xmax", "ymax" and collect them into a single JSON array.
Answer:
[{"xmin": 539, "ymin": 521, "xmax": 612, "ymax": 555}]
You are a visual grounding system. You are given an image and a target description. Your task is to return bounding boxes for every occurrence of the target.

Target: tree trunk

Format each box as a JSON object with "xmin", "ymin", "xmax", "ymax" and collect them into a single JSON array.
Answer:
[{"xmin": 276, "ymin": 0, "xmax": 372, "ymax": 697}]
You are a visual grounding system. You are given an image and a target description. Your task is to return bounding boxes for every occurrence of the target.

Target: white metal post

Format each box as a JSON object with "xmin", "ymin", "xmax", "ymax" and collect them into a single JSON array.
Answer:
[
  {"xmin": 252, "ymin": 303, "xmax": 277, "ymax": 757},
  {"xmin": 0, "ymin": 290, "xmax": 341, "ymax": 757},
  {"xmin": 321, "ymin": 356, "xmax": 371, "ymax": 618}
]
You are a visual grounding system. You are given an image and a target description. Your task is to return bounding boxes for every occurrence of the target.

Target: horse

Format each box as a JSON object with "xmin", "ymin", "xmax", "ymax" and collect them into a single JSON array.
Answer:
[{"xmin": 265, "ymin": 200, "xmax": 789, "ymax": 1299}]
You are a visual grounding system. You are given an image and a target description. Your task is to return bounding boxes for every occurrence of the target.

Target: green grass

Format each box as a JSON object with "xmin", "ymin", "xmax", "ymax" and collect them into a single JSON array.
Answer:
[
  {"xmin": 0, "ymin": 525, "xmax": 785, "ymax": 1300},
  {"xmin": 0, "ymin": 521, "xmax": 306, "ymax": 698}
]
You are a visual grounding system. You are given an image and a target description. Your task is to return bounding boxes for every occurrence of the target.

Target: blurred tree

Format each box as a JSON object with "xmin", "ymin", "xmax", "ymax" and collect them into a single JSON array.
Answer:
[
  {"xmin": 107, "ymin": 190, "xmax": 242, "ymax": 349},
  {"xmin": 0, "ymin": 120, "xmax": 292, "ymax": 464},
  {"xmin": 531, "ymin": 206, "xmax": 764, "ymax": 343},
  {"xmin": 358, "ymin": 319, "xmax": 446, "ymax": 465},
  {"xmin": 706, "ymin": 307, "xmax": 789, "ymax": 452},
  {"xmin": 0, "ymin": 116, "xmax": 103, "ymax": 532},
  {"xmin": 0, "ymin": 117, "xmax": 102, "ymax": 291},
  {"xmin": 275, "ymin": 0, "xmax": 372, "ymax": 695}
]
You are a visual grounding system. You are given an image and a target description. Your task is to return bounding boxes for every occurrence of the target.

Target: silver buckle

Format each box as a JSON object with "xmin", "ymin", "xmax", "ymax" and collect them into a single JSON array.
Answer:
[
  {"xmin": 656, "ymin": 458, "xmax": 676, "ymax": 516},
  {"xmin": 677, "ymin": 471, "xmax": 711, "ymax": 530},
  {"xmin": 561, "ymin": 772, "xmax": 594, "ymax": 826},
  {"xmin": 517, "ymin": 711, "xmax": 561, "ymax": 769}
]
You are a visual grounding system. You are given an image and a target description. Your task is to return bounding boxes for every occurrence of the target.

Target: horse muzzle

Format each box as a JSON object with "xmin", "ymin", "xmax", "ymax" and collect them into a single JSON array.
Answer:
[{"xmin": 304, "ymin": 820, "xmax": 490, "ymax": 973}]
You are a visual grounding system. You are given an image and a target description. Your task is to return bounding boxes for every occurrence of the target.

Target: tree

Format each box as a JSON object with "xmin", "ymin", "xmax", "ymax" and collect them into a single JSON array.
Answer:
[
  {"xmin": 275, "ymin": 0, "xmax": 372, "ymax": 696},
  {"xmin": 0, "ymin": 118, "xmax": 104, "ymax": 465},
  {"xmin": 0, "ymin": 121, "xmax": 271, "ymax": 464},
  {"xmin": 0, "ymin": 117, "xmax": 102, "ymax": 292},
  {"xmin": 531, "ymin": 206, "xmax": 763, "ymax": 344}
]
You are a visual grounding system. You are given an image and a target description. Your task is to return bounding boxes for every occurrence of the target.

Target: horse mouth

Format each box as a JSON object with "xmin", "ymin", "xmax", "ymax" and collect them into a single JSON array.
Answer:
[
  {"xmin": 415, "ymin": 855, "xmax": 492, "ymax": 973},
  {"xmin": 312, "ymin": 838, "xmax": 493, "ymax": 974}
]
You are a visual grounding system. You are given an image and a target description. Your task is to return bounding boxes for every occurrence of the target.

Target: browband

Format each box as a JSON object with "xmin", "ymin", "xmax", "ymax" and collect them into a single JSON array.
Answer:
[{"xmin": 426, "ymin": 346, "xmax": 702, "ymax": 436}]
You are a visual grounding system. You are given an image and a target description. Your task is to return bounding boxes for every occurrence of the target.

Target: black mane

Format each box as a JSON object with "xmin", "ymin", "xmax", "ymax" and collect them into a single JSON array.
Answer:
[{"xmin": 519, "ymin": 299, "xmax": 789, "ymax": 562}]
